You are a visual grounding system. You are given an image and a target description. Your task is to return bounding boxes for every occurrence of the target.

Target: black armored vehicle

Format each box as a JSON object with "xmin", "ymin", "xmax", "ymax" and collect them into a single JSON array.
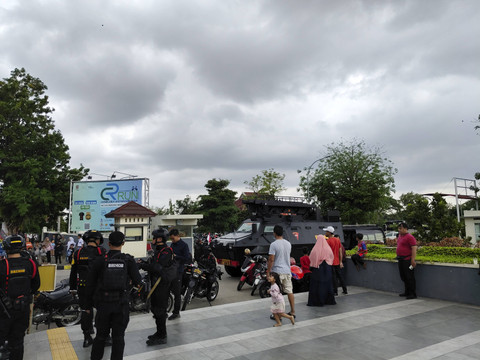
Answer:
[{"xmin": 212, "ymin": 197, "xmax": 384, "ymax": 277}]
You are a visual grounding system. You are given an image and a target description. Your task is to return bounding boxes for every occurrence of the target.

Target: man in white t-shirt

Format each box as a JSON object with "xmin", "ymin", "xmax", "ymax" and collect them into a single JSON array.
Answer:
[
  {"xmin": 76, "ymin": 234, "xmax": 84, "ymax": 249},
  {"xmin": 267, "ymin": 225, "xmax": 295, "ymax": 318}
]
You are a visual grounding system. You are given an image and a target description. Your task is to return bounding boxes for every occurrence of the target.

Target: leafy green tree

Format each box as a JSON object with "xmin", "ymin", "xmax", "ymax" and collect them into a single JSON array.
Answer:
[
  {"xmin": 197, "ymin": 179, "xmax": 238, "ymax": 233},
  {"xmin": 0, "ymin": 68, "xmax": 87, "ymax": 234},
  {"xmin": 299, "ymin": 139, "xmax": 397, "ymax": 224},
  {"xmin": 244, "ymin": 168, "xmax": 286, "ymax": 197},
  {"xmin": 174, "ymin": 195, "xmax": 199, "ymax": 214},
  {"xmin": 396, "ymin": 192, "xmax": 463, "ymax": 242}
]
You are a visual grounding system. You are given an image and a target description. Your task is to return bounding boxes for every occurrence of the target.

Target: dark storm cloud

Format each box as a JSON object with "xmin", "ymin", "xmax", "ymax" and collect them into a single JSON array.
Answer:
[{"xmin": 1, "ymin": 0, "xmax": 479, "ymax": 207}]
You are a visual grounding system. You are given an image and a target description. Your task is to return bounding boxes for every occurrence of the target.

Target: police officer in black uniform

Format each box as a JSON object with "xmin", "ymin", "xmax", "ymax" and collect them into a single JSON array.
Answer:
[
  {"xmin": 0, "ymin": 235, "xmax": 41, "ymax": 360},
  {"xmin": 87, "ymin": 231, "xmax": 142, "ymax": 360},
  {"xmin": 138, "ymin": 228, "xmax": 176, "ymax": 346},
  {"xmin": 69, "ymin": 230, "xmax": 107, "ymax": 347}
]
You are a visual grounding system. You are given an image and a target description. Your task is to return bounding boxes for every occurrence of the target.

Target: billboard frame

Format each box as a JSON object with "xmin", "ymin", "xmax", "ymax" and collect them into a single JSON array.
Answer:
[{"xmin": 68, "ymin": 178, "xmax": 150, "ymax": 233}]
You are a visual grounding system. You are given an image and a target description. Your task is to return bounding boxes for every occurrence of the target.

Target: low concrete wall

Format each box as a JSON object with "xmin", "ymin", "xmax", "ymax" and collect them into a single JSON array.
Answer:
[{"xmin": 344, "ymin": 259, "xmax": 480, "ymax": 306}]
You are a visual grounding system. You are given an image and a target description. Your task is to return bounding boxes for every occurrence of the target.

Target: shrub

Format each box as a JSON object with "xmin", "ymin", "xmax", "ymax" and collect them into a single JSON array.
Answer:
[{"xmin": 345, "ymin": 243, "xmax": 480, "ymax": 264}]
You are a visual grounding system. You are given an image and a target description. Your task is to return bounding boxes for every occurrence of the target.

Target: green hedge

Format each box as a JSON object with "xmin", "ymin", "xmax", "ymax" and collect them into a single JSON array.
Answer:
[{"xmin": 346, "ymin": 244, "xmax": 480, "ymax": 264}]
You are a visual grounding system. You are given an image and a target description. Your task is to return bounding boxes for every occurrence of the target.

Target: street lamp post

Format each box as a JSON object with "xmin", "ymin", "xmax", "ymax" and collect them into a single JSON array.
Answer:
[{"xmin": 304, "ymin": 155, "xmax": 331, "ymax": 203}]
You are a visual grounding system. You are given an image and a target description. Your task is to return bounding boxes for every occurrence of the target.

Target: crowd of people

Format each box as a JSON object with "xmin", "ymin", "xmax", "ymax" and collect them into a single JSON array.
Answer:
[
  {"xmin": 266, "ymin": 222, "xmax": 418, "ymax": 324},
  {"xmin": 0, "ymin": 223, "xmax": 419, "ymax": 359}
]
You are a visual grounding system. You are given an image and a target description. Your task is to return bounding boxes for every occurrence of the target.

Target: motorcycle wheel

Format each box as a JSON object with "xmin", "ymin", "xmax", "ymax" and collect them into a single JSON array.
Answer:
[
  {"xmin": 259, "ymin": 282, "xmax": 271, "ymax": 298},
  {"xmin": 55, "ymin": 303, "xmax": 82, "ymax": 327},
  {"xmin": 167, "ymin": 292, "xmax": 174, "ymax": 313},
  {"xmin": 237, "ymin": 279, "xmax": 246, "ymax": 291},
  {"xmin": 207, "ymin": 280, "xmax": 219, "ymax": 302},
  {"xmin": 181, "ymin": 288, "xmax": 194, "ymax": 311}
]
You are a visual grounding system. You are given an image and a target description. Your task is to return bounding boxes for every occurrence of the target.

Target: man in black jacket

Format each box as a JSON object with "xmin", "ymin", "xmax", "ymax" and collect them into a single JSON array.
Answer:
[
  {"xmin": 69, "ymin": 230, "xmax": 106, "ymax": 347},
  {"xmin": 0, "ymin": 235, "xmax": 41, "ymax": 360},
  {"xmin": 138, "ymin": 228, "xmax": 176, "ymax": 346},
  {"xmin": 168, "ymin": 228, "xmax": 191, "ymax": 320},
  {"xmin": 87, "ymin": 231, "xmax": 142, "ymax": 360}
]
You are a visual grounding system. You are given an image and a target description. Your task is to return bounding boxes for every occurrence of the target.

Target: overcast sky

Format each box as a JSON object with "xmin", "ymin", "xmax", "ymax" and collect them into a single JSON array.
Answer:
[{"xmin": 1, "ymin": 0, "xmax": 479, "ymax": 209}]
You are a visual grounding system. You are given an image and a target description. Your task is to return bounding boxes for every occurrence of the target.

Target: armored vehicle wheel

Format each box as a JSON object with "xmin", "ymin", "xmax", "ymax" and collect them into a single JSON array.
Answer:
[{"xmin": 224, "ymin": 265, "xmax": 242, "ymax": 277}]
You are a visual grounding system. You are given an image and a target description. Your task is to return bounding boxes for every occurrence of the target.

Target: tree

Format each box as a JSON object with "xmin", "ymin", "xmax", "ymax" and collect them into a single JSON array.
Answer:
[
  {"xmin": 395, "ymin": 192, "xmax": 463, "ymax": 242},
  {"xmin": 0, "ymin": 68, "xmax": 87, "ymax": 234},
  {"xmin": 299, "ymin": 139, "xmax": 397, "ymax": 224},
  {"xmin": 197, "ymin": 179, "xmax": 239, "ymax": 233},
  {"xmin": 244, "ymin": 168, "xmax": 286, "ymax": 197},
  {"xmin": 174, "ymin": 195, "xmax": 199, "ymax": 214}
]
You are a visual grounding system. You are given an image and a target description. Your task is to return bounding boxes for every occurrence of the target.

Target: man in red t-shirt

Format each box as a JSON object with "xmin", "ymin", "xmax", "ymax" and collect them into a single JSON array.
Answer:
[
  {"xmin": 396, "ymin": 222, "xmax": 417, "ymax": 299},
  {"xmin": 324, "ymin": 226, "xmax": 347, "ymax": 295}
]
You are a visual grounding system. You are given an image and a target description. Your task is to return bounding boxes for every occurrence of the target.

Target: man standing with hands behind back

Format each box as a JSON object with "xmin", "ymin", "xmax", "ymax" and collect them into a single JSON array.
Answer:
[{"xmin": 396, "ymin": 222, "xmax": 417, "ymax": 299}]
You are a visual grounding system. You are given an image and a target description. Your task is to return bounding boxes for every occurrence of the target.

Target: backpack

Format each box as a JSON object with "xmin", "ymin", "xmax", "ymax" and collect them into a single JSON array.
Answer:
[
  {"xmin": 102, "ymin": 253, "xmax": 128, "ymax": 292},
  {"xmin": 2, "ymin": 258, "xmax": 37, "ymax": 310}
]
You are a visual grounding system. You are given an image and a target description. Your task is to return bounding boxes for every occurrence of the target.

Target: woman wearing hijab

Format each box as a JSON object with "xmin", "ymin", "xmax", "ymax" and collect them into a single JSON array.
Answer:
[{"xmin": 307, "ymin": 235, "xmax": 336, "ymax": 306}]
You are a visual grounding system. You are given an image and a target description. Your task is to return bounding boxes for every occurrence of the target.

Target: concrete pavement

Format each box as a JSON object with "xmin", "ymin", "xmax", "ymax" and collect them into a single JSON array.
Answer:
[{"xmin": 25, "ymin": 286, "xmax": 480, "ymax": 359}]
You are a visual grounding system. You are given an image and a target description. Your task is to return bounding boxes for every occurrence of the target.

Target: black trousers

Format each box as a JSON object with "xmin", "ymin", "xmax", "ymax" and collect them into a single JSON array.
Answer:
[
  {"xmin": 351, "ymin": 254, "xmax": 365, "ymax": 266},
  {"xmin": 78, "ymin": 289, "xmax": 94, "ymax": 335},
  {"xmin": 170, "ymin": 276, "xmax": 182, "ymax": 314},
  {"xmin": 332, "ymin": 265, "xmax": 347, "ymax": 294},
  {"xmin": 398, "ymin": 259, "xmax": 416, "ymax": 296},
  {"xmin": 0, "ymin": 309, "xmax": 29, "ymax": 360},
  {"xmin": 150, "ymin": 280, "xmax": 171, "ymax": 339},
  {"xmin": 91, "ymin": 302, "xmax": 129, "ymax": 360}
]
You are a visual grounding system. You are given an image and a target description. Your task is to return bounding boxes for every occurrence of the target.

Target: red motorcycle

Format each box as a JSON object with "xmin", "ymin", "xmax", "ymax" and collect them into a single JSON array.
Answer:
[{"xmin": 237, "ymin": 255, "xmax": 265, "ymax": 291}]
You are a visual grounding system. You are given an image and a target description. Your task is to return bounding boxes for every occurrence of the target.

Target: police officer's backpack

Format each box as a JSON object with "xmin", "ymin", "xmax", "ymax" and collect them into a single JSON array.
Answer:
[
  {"xmin": 76, "ymin": 247, "xmax": 104, "ymax": 287},
  {"xmin": 2, "ymin": 258, "xmax": 37, "ymax": 310},
  {"xmin": 100, "ymin": 253, "xmax": 128, "ymax": 302}
]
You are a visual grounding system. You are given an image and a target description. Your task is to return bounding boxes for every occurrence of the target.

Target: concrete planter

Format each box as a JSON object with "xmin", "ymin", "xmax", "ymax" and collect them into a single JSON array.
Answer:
[{"xmin": 344, "ymin": 258, "xmax": 480, "ymax": 306}]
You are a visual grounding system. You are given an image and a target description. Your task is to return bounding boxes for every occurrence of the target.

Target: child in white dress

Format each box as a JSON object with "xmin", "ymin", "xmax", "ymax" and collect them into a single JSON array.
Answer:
[{"xmin": 268, "ymin": 272, "xmax": 295, "ymax": 327}]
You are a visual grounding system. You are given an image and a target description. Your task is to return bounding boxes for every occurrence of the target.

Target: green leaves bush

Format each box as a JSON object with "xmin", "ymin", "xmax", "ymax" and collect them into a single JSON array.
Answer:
[{"xmin": 346, "ymin": 244, "xmax": 480, "ymax": 264}]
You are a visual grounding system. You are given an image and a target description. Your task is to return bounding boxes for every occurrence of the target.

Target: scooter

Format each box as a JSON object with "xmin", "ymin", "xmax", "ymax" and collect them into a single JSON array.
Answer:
[{"xmin": 237, "ymin": 255, "xmax": 266, "ymax": 291}]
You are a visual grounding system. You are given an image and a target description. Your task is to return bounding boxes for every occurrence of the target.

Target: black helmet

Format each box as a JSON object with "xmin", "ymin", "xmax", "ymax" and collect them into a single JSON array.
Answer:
[
  {"xmin": 82, "ymin": 230, "xmax": 104, "ymax": 245},
  {"xmin": 108, "ymin": 231, "xmax": 125, "ymax": 246},
  {"xmin": 3, "ymin": 235, "xmax": 26, "ymax": 253},
  {"xmin": 152, "ymin": 228, "xmax": 169, "ymax": 242}
]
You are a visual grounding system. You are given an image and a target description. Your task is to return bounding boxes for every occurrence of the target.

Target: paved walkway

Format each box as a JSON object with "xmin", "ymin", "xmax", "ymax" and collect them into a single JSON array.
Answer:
[{"xmin": 25, "ymin": 286, "xmax": 480, "ymax": 359}]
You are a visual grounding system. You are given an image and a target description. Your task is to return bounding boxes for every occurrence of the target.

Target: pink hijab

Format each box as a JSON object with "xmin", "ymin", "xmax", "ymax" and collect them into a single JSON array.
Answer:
[{"xmin": 309, "ymin": 235, "xmax": 334, "ymax": 267}]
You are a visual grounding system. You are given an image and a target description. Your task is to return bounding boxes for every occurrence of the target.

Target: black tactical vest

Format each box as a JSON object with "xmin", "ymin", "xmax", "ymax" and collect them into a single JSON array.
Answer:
[{"xmin": 76, "ymin": 246, "xmax": 105, "ymax": 287}]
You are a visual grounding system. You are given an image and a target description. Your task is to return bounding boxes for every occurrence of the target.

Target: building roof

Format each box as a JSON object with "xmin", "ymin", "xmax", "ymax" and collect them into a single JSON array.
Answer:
[{"xmin": 104, "ymin": 201, "xmax": 156, "ymax": 218}]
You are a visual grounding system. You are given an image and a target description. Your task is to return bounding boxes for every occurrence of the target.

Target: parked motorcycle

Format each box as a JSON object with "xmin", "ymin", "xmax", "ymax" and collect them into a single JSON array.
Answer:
[
  {"xmin": 250, "ymin": 260, "xmax": 268, "ymax": 296},
  {"xmin": 237, "ymin": 254, "xmax": 266, "ymax": 292},
  {"xmin": 129, "ymin": 271, "xmax": 173, "ymax": 314},
  {"xmin": 181, "ymin": 263, "xmax": 223, "ymax": 311},
  {"xmin": 32, "ymin": 279, "xmax": 82, "ymax": 329}
]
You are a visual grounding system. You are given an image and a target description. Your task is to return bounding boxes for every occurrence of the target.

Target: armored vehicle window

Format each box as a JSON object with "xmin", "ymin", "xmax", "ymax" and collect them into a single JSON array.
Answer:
[
  {"xmin": 264, "ymin": 226, "xmax": 275, "ymax": 233},
  {"xmin": 236, "ymin": 222, "xmax": 260, "ymax": 232}
]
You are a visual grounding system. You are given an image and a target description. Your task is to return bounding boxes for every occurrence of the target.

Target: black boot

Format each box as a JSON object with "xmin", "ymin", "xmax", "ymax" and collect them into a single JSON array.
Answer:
[{"xmin": 83, "ymin": 334, "xmax": 94, "ymax": 348}]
